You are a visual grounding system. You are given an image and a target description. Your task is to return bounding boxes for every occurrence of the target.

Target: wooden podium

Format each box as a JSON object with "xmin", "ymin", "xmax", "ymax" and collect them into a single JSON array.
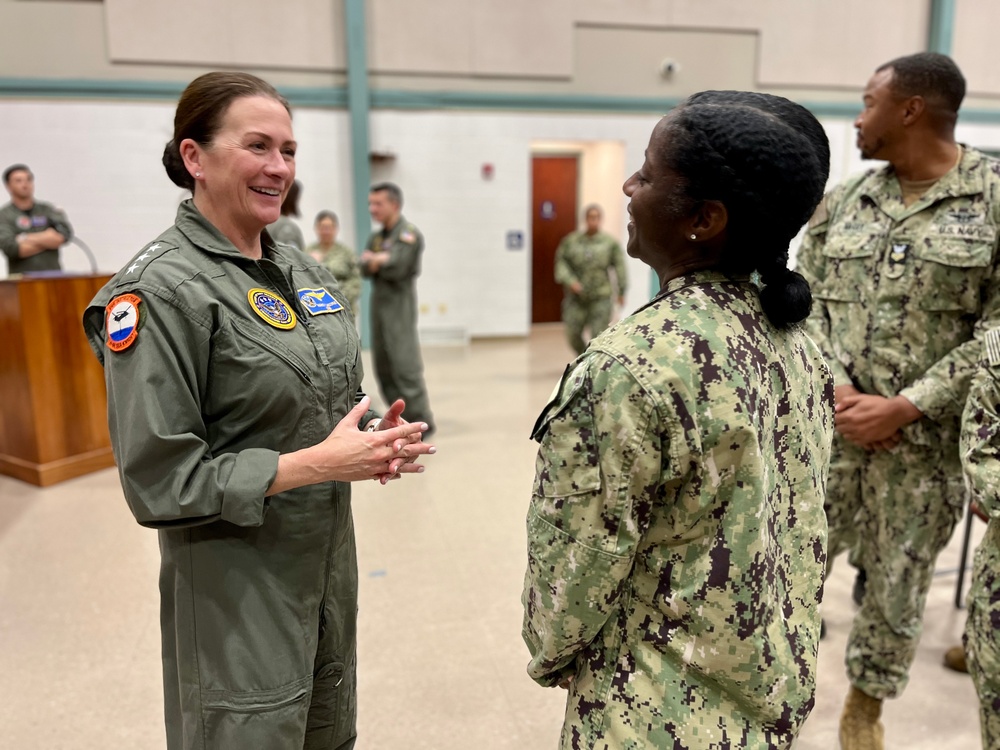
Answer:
[{"xmin": 0, "ymin": 273, "xmax": 116, "ymax": 486}]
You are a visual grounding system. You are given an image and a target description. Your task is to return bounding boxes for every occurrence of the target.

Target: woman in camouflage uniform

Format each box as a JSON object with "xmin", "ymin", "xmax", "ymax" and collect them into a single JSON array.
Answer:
[{"xmin": 522, "ymin": 91, "xmax": 836, "ymax": 749}]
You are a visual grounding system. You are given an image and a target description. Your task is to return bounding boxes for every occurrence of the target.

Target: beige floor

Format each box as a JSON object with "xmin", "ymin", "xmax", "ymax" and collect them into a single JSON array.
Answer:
[{"xmin": 0, "ymin": 325, "xmax": 986, "ymax": 749}]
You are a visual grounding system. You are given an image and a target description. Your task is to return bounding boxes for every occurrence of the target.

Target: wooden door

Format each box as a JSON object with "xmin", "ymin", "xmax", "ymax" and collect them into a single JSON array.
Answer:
[{"xmin": 531, "ymin": 155, "xmax": 578, "ymax": 323}]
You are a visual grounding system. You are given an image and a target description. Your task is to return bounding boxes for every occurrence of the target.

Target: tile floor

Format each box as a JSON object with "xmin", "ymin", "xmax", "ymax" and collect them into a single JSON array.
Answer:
[{"xmin": 0, "ymin": 325, "xmax": 986, "ymax": 749}]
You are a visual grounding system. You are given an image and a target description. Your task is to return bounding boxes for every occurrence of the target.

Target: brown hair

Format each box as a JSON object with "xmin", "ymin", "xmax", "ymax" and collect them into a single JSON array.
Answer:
[{"xmin": 162, "ymin": 72, "xmax": 291, "ymax": 191}]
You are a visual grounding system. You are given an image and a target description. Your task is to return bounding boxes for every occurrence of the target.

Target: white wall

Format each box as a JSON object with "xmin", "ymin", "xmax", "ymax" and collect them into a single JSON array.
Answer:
[{"xmin": 7, "ymin": 99, "xmax": 1000, "ymax": 339}]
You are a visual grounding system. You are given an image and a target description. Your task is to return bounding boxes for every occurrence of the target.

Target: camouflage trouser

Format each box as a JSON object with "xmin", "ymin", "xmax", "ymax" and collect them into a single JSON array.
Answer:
[
  {"xmin": 839, "ymin": 440, "xmax": 964, "ymax": 699},
  {"xmin": 562, "ymin": 294, "xmax": 612, "ymax": 355},
  {"xmin": 965, "ymin": 525, "xmax": 1000, "ymax": 750}
]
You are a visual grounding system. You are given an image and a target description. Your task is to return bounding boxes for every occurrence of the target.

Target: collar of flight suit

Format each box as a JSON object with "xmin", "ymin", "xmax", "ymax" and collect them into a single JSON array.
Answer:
[{"xmin": 172, "ymin": 199, "xmax": 302, "ymax": 269}]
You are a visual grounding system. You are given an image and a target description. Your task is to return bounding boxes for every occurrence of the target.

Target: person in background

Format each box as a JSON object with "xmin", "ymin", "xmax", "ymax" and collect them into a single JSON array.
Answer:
[
  {"xmin": 266, "ymin": 178, "xmax": 306, "ymax": 251},
  {"xmin": 0, "ymin": 163, "xmax": 73, "ymax": 276},
  {"xmin": 522, "ymin": 90, "xmax": 834, "ymax": 749},
  {"xmin": 359, "ymin": 182, "xmax": 435, "ymax": 436},
  {"xmin": 554, "ymin": 204, "xmax": 627, "ymax": 355},
  {"xmin": 795, "ymin": 52, "xmax": 1000, "ymax": 750},
  {"xmin": 308, "ymin": 210, "xmax": 361, "ymax": 313},
  {"xmin": 82, "ymin": 71, "xmax": 434, "ymax": 750},
  {"xmin": 957, "ymin": 335, "xmax": 1000, "ymax": 750}
]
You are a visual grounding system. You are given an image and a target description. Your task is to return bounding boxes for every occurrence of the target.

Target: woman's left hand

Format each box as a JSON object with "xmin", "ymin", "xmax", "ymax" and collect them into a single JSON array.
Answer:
[{"xmin": 371, "ymin": 399, "xmax": 434, "ymax": 485}]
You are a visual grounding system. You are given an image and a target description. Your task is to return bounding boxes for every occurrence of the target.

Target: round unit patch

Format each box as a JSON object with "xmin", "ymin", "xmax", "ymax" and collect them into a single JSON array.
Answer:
[
  {"xmin": 247, "ymin": 288, "xmax": 297, "ymax": 330},
  {"xmin": 105, "ymin": 293, "xmax": 142, "ymax": 352}
]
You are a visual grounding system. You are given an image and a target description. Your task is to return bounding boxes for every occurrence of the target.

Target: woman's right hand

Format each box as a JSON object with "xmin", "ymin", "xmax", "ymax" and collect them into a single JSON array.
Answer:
[{"xmin": 266, "ymin": 397, "xmax": 433, "ymax": 495}]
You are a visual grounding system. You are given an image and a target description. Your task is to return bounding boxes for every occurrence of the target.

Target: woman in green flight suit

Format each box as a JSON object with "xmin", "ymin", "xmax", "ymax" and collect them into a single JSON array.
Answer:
[{"xmin": 82, "ymin": 72, "xmax": 434, "ymax": 750}]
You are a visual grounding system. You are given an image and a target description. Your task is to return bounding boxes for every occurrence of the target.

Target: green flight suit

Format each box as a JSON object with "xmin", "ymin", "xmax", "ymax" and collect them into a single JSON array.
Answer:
[
  {"xmin": 308, "ymin": 241, "xmax": 361, "ymax": 314},
  {"xmin": 959, "ymin": 327, "xmax": 1000, "ymax": 750},
  {"xmin": 524, "ymin": 271, "xmax": 834, "ymax": 749},
  {"xmin": 82, "ymin": 200, "xmax": 374, "ymax": 750},
  {"xmin": 361, "ymin": 216, "xmax": 434, "ymax": 429},
  {"xmin": 554, "ymin": 230, "xmax": 627, "ymax": 355},
  {"xmin": 0, "ymin": 199, "xmax": 73, "ymax": 275},
  {"xmin": 796, "ymin": 146, "xmax": 1000, "ymax": 699},
  {"xmin": 267, "ymin": 215, "xmax": 306, "ymax": 253}
]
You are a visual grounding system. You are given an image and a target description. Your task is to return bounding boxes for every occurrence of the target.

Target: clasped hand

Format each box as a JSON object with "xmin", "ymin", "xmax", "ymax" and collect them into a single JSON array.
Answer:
[{"xmin": 834, "ymin": 385, "xmax": 921, "ymax": 451}]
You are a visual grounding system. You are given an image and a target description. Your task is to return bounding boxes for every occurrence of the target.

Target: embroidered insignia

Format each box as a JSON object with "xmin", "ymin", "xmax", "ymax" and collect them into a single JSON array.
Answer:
[
  {"xmin": 885, "ymin": 242, "xmax": 910, "ymax": 279},
  {"xmin": 986, "ymin": 328, "xmax": 1000, "ymax": 367},
  {"xmin": 297, "ymin": 287, "xmax": 344, "ymax": 316},
  {"xmin": 400, "ymin": 230, "xmax": 416, "ymax": 243},
  {"xmin": 248, "ymin": 288, "xmax": 297, "ymax": 329},
  {"xmin": 105, "ymin": 294, "xmax": 142, "ymax": 352},
  {"xmin": 31, "ymin": 215, "xmax": 48, "ymax": 228},
  {"xmin": 16, "ymin": 215, "xmax": 30, "ymax": 230},
  {"xmin": 125, "ymin": 243, "xmax": 165, "ymax": 275}
]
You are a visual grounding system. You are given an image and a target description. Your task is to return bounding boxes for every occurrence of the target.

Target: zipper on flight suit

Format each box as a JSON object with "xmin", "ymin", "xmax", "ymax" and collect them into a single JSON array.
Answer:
[{"xmin": 258, "ymin": 256, "xmax": 344, "ymax": 638}]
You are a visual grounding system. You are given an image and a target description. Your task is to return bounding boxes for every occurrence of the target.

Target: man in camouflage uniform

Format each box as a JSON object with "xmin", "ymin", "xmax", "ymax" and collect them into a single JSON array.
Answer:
[
  {"xmin": 0, "ymin": 163, "xmax": 73, "ymax": 276},
  {"xmin": 959, "ymin": 329, "xmax": 1000, "ymax": 750},
  {"xmin": 795, "ymin": 52, "xmax": 1000, "ymax": 749},
  {"xmin": 554, "ymin": 204, "xmax": 627, "ymax": 355},
  {"xmin": 360, "ymin": 182, "xmax": 435, "ymax": 434},
  {"xmin": 523, "ymin": 272, "xmax": 834, "ymax": 749}
]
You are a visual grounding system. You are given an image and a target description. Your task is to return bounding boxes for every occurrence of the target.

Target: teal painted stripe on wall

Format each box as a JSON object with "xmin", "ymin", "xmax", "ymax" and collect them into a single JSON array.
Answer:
[
  {"xmin": 0, "ymin": 78, "xmax": 348, "ymax": 107},
  {"xmin": 928, "ymin": 0, "xmax": 956, "ymax": 56},
  {"xmin": 5, "ymin": 78, "xmax": 1000, "ymax": 124}
]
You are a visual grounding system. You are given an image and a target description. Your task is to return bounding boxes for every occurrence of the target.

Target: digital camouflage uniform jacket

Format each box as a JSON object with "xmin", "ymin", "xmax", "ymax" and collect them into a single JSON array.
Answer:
[
  {"xmin": 523, "ymin": 271, "xmax": 835, "ymax": 750},
  {"xmin": 554, "ymin": 231, "xmax": 628, "ymax": 301},
  {"xmin": 797, "ymin": 147, "xmax": 1000, "ymax": 460},
  {"xmin": 959, "ymin": 327, "xmax": 1000, "ymax": 748},
  {"xmin": 308, "ymin": 240, "xmax": 361, "ymax": 313}
]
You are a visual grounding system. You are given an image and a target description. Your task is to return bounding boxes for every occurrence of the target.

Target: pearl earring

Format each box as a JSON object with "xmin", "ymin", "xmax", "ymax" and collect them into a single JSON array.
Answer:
[
  {"xmin": 195, "ymin": 172, "xmax": 202, "ymax": 178},
  {"xmin": 690, "ymin": 234, "xmax": 697, "ymax": 240}
]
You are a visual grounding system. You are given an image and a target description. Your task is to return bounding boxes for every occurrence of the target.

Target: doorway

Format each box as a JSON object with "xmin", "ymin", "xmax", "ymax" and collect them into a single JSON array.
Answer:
[
  {"xmin": 529, "ymin": 140, "xmax": 626, "ymax": 325},
  {"xmin": 530, "ymin": 155, "xmax": 578, "ymax": 324}
]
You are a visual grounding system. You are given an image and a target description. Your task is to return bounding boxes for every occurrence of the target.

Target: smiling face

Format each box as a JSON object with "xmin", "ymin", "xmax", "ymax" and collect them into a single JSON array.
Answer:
[
  {"xmin": 855, "ymin": 67, "xmax": 904, "ymax": 161},
  {"xmin": 183, "ymin": 95, "xmax": 296, "ymax": 247},
  {"xmin": 622, "ymin": 115, "xmax": 690, "ymax": 268}
]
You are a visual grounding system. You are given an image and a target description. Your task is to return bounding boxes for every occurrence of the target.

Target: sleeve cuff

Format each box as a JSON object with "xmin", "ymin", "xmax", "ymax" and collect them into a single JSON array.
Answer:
[
  {"xmin": 898, "ymin": 382, "xmax": 958, "ymax": 422},
  {"xmin": 220, "ymin": 448, "xmax": 281, "ymax": 526}
]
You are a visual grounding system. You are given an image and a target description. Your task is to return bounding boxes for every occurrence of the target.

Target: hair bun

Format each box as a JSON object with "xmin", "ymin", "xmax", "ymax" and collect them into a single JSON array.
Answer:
[{"xmin": 162, "ymin": 140, "xmax": 194, "ymax": 191}]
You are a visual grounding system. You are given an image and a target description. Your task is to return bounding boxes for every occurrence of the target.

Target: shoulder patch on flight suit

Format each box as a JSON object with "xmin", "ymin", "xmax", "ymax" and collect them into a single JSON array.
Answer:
[
  {"xmin": 986, "ymin": 328, "xmax": 1000, "ymax": 367},
  {"xmin": 400, "ymin": 227, "xmax": 417, "ymax": 243},
  {"xmin": 248, "ymin": 288, "xmax": 297, "ymax": 330},
  {"xmin": 297, "ymin": 287, "xmax": 343, "ymax": 315},
  {"xmin": 105, "ymin": 293, "xmax": 142, "ymax": 352}
]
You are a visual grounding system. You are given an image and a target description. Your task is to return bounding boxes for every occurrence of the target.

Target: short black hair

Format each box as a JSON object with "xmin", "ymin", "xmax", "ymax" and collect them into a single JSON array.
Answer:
[
  {"xmin": 3, "ymin": 164, "xmax": 31, "ymax": 184},
  {"xmin": 370, "ymin": 182, "xmax": 403, "ymax": 207},
  {"xmin": 315, "ymin": 210, "xmax": 339, "ymax": 225},
  {"xmin": 664, "ymin": 90, "xmax": 831, "ymax": 328},
  {"xmin": 877, "ymin": 52, "xmax": 965, "ymax": 116}
]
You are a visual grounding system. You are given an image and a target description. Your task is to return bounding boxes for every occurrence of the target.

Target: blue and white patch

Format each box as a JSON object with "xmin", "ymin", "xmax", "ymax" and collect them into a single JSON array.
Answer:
[
  {"xmin": 297, "ymin": 287, "xmax": 344, "ymax": 316},
  {"xmin": 31, "ymin": 215, "xmax": 48, "ymax": 228}
]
